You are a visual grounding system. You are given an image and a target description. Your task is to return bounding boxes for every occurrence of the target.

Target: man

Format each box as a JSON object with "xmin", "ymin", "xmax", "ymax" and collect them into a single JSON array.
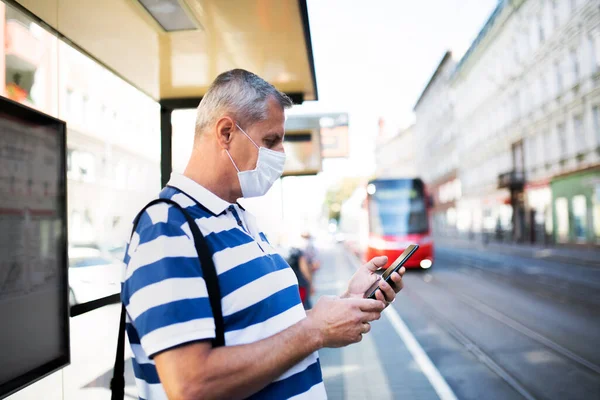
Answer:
[{"xmin": 122, "ymin": 69, "xmax": 404, "ymax": 400}]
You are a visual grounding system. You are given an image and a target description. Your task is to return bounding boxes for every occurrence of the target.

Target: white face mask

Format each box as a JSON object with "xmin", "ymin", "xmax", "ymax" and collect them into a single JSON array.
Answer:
[{"xmin": 226, "ymin": 124, "xmax": 286, "ymax": 198}]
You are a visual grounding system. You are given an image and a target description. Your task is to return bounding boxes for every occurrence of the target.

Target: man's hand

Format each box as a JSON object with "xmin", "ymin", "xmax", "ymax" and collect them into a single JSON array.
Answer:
[
  {"xmin": 305, "ymin": 296, "xmax": 385, "ymax": 348},
  {"xmin": 342, "ymin": 256, "xmax": 405, "ymax": 305},
  {"xmin": 156, "ymin": 295, "xmax": 382, "ymax": 399}
]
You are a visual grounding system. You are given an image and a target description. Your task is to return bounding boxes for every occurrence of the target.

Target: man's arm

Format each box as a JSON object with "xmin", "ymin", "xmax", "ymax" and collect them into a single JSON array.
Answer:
[
  {"xmin": 154, "ymin": 296, "xmax": 384, "ymax": 400},
  {"xmin": 155, "ymin": 314, "xmax": 318, "ymax": 400}
]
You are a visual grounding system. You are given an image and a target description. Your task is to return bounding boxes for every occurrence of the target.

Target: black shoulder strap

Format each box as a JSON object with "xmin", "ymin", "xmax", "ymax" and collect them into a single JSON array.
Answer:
[
  {"xmin": 111, "ymin": 198, "xmax": 224, "ymax": 400},
  {"xmin": 111, "ymin": 300, "xmax": 127, "ymax": 400}
]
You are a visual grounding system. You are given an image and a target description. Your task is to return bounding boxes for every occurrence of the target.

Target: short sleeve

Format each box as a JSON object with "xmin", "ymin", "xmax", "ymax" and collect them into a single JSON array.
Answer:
[{"xmin": 122, "ymin": 204, "xmax": 215, "ymax": 358}]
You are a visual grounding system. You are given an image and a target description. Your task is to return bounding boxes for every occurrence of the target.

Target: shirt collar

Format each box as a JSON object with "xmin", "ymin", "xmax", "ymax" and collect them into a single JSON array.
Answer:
[{"xmin": 167, "ymin": 172, "xmax": 232, "ymax": 216}]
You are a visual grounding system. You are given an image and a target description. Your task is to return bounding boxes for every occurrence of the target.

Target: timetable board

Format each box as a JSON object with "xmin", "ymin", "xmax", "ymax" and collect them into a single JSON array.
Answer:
[{"xmin": 0, "ymin": 97, "xmax": 69, "ymax": 399}]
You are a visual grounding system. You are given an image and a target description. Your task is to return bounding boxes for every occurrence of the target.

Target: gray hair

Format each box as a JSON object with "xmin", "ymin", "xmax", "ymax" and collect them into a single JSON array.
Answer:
[{"xmin": 195, "ymin": 69, "xmax": 293, "ymax": 136}]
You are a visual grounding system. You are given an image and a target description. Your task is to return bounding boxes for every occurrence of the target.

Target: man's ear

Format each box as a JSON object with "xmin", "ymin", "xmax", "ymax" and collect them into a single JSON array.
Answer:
[{"xmin": 215, "ymin": 116, "xmax": 235, "ymax": 149}]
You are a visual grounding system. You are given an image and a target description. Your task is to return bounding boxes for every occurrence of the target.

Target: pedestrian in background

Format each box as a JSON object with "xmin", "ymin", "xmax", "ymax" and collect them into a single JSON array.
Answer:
[{"xmin": 286, "ymin": 245, "xmax": 313, "ymax": 309}]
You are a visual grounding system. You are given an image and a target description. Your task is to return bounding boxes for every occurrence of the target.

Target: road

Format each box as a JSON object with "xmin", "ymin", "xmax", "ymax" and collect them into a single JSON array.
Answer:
[{"xmin": 316, "ymin": 242, "xmax": 600, "ymax": 400}]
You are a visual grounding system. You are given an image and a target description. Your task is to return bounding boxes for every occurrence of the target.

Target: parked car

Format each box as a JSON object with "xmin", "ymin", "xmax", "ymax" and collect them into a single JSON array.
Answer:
[
  {"xmin": 68, "ymin": 247, "xmax": 123, "ymax": 306},
  {"xmin": 70, "ymin": 241, "xmax": 127, "ymax": 262}
]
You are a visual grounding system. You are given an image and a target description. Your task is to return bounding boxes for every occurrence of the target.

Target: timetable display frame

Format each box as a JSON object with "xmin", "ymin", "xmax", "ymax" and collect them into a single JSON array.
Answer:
[{"xmin": 0, "ymin": 96, "xmax": 69, "ymax": 399}]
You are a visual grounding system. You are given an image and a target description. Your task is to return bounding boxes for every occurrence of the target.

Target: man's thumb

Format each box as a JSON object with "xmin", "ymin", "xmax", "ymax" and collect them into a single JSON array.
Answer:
[{"xmin": 365, "ymin": 256, "xmax": 388, "ymax": 271}]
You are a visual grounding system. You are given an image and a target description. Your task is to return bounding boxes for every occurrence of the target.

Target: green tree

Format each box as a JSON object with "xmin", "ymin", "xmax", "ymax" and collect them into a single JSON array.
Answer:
[{"xmin": 325, "ymin": 177, "xmax": 364, "ymax": 222}]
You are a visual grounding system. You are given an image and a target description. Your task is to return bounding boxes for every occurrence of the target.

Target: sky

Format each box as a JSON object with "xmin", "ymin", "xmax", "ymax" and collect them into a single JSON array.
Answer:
[{"xmin": 303, "ymin": 0, "xmax": 499, "ymax": 126}]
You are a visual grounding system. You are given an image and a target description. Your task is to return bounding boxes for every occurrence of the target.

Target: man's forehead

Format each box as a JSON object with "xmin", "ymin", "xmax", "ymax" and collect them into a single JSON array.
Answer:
[
  {"xmin": 260, "ymin": 112, "xmax": 285, "ymax": 135},
  {"xmin": 248, "ymin": 97, "xmax": 286, "ymax": 137}
]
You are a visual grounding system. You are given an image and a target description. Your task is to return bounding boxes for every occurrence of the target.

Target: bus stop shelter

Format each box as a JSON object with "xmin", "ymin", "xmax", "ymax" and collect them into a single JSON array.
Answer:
[
  {"xmin": 0, "ymin": 1, "xmax": 317, "ymax": 398},
  {"xmin": 11, "ymin": 0, "xmax": 318, "ymax": 186}
]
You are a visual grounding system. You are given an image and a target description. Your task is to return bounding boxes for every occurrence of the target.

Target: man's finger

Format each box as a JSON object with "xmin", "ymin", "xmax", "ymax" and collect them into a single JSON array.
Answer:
[
  {"xmin": 389, "ymin": 272, "xmax": 404, "ymax": 292},
  {"xmin": 378, "ymin": 279, "xmax": 397, "ymax": 303},
  {"xmin": 361, "ymin": 313, "xmax": 381, "ymax": 323},
  {"xmin": 364, "ymin": 256, "xmax": 388, "ymax": 272},
  {"xmin": 351, "ymin": 297, "xmax": 386, "ymax": 312},
  {"xmin": 362, "ymin": 323, "xmax": 371, "ymax": 334},
  {"xmin": 375, "ymin": 288, "xmax": 386, "ymax": 303}
]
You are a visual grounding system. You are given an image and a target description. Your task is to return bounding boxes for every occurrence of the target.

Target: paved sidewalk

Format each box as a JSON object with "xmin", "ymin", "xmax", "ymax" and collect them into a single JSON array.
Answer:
[
  {"xmin": 434, "ymin": 236, "xmax": 600, "ymax": 267},
  {"xmin": 314, "ymin": 241, "xmax": 443, "ymax": 400}
]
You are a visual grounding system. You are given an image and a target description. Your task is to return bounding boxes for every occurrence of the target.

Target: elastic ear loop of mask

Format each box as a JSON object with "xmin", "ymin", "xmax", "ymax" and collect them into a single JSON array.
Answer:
[
  {"xmin": 236, "ymin": 124, "xmax": 260, "ymax": 150},
  {"xmin": 226, "ymin": 124, "xmax": 261, "ymax": 172},
  {"xmin": 225, "ymin": 150, "xmax": 240, "ymax": 173}
]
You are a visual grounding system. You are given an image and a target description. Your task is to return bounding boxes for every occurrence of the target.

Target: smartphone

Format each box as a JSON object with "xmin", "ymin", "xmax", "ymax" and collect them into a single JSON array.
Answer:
[{"xmin": 364, "ymin": 244, "xmax": 419, "ymax": 300}]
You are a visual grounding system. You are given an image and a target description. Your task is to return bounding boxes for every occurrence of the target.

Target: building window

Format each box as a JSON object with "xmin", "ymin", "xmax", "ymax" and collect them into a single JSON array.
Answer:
[
  {"xmin": 69, "ymin": 150, "xmax": 96, "ymax": 183},
  {"xmin": 538, "ymin": 15, "xmax": 545, "ymax": 43},
  {"xmin": 594, "ymin": 106, "xmax": 600, "ymax": 145},
  {"xmin": 66, "ymin": 149, "xmax": 74, "ymax": 177},
  {"xmin": 590, "ymin": 34, "xmax": 598, "ymax": 73},
  {"xmin": 571, "ymin": 49, "xmax": 580, "ymax": 83},
  {"xmin": 555, "ymin": 61, "xmax": 562, "ymax": 94},
  {"xmin": 536, "ymin": 133, "xmax": 544, "ymax": 167},
  {"xmin": 555, "ymin": 197, "xmax": 570, "ymax": 242},
  {"xmin": 544, "ymin": 130, "xmax": 553, "ymax": 165},
  {"xmin": 557, "ymin": 123, "xmax": 566, "ymax": 159},
  {"xmin": 526, "ymin": 136, "xmax": 535, "ymax": 170},
  {"xmin": 512, "ymin": 91, "xmax": 520, "ymax": 121},
  {"xmin": 552, "ymin": 0, "xmax": 559, "ymax": 28},
  {"xmin": 539, "ymin": 76, "xmax": 546, "ymax": 105},
  {"xmin": 573, "ymin": 115, "xmax": 584, "ymax": 153},
  {"xmin": 523, "ymin": 84, "xmax": 530, "ymax": 114},
  {"xmin": 572, "ymin": 195, "xmax": 587, "ymax": 242}
]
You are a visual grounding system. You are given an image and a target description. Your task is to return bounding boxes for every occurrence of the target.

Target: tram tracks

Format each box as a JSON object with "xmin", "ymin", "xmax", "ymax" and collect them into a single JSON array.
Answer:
[
  {"xmin": 438, "ymin": 250, "xmax": 600, "ymax": 312},
  {"xmin": 423, "ymin": 274, "xmax": 600, "ymax": 376},
  {"xmin": 404, "ymin": 273, "xmax": 600, "ymax": 400},
  {"xmin": 404, "ymin": 285, "xmax": 540, "ymax": 400}
]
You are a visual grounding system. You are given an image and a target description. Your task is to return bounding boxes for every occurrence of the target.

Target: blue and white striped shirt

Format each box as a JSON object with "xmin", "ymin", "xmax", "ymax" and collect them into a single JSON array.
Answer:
[{"xmin": 122, "ymin": 173, "xmax": 325, "ymax": 400}]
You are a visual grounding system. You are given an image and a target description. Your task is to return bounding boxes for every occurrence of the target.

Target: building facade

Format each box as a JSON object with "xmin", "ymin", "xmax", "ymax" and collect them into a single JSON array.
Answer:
[
  {"xmin": 375, "ymin": 122, "xmax": 416, "ymax": 179},
  {"xmin": 415, "ymin": 0, "xmax": 600, "ymax": 246},
  {"xmin": 412, "ymin": 51, "xmax": 462, "ymax": 236}
]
